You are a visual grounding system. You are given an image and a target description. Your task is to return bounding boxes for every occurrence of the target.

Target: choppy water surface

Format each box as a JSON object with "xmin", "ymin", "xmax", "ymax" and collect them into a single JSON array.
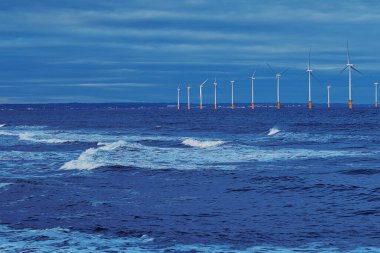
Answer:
[{"xmin": 0, "ymin": 103, "xmax": 380, "ymax": 252}]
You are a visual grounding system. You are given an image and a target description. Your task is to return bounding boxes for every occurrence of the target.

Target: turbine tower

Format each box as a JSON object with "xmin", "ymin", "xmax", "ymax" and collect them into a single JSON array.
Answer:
[
  {"xmin": 249, "ymin": 71, "xmax": 256, "ymax": 109},
  {"xmin": 341, "ymin": 41, "xmax": 361, "ymax": 109},
  {"xmin": 327, "ymin": 85, "xmax": 331, "ymax": 109},
  {"xmin": 213, "ymin": 77, "xmax": 218, "ymax": 110},
  {"xmin": 187, "ymin": 85, "xmax": 191, "ymax": 110},
  {"xmin": 199, "ymin": 79, "xmax": 208, "ymax": 110},
  {"xmin": 177, "ymin": 85, "xmax": 180, "ymax": 110},
  {"xmin": 375, "ymin": 81, "xmax": 378, "ymax": 108},
  {"xmin": 307, "ymin": 49, "xmax": 313, "ymax": 109},
  {"xmin": 268, "ymin": 64, "xmax": 287, "ymax": 109},
  {"xmin": 230, "ymin": 80, "xmax": 235, "ymax": 109}
]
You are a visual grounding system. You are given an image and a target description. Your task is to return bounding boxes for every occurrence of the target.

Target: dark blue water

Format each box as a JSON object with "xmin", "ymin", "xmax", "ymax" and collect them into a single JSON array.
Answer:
[{"xmin": 0, "ymin": 103, "xmax": 380, "ymax": 252}]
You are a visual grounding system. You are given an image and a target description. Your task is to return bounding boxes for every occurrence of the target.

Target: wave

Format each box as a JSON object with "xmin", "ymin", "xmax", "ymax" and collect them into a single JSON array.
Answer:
[
  {"xmin": 59, "ymin": 137, "xmax": 369, "ymax": 171},
  {"xmin": 0, "ymin": 224, "xmax": 376, "ymax": 253},
  {"xmin": 0, "ymin": 225, "xmax": 154, "ymax": 253},
  {"xmin": 268, "ymin": 127, "xmax": 281, "ymax": 136},
  {"xmin": 182, "ymin": 138, "xmax": 225, "ymax": 148},
  {"xmin": 0, "ymin": 131, "xmax": 74, "ymax": 144},
  {"xmin": 0, "ymin": 124, "xmax": 5, "ymax": 127},
  {"xmin": 0, "ymin": 182, "xmax": 12, "ymax": 189},
  {"xmin": 61, "ymin": 141, "xmax": 128, "ymax": 170},
  {"xmin": 18, "ymin": 133, "xmax": 74, "ymax": 144}
]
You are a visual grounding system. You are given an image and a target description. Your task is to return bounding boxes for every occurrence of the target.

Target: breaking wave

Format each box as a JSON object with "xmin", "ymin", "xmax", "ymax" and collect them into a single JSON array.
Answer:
[
  {"xmin": 0, "ymin": 131, "xmax": 74, "ymax": 144},
  {"xmin": 60, "ymin": 141, "xmax": 128, "ymax": 170},
  {"xmin": 18, "ymin": 133, "xmax": 73, "ymax": 144},
  {"xmin": 268, "ymin": 127, "xmax": 281, "ymax": 136},
  {"xmin": 0, "ymin": 124, "xmax": 5, "ymax": 127},
  {"xmin": 59, "ymin": 139, "xmax": 369, "ymax": 171},
  {"xmin": 182, "ymin": 138, "xmax": 225, "ymax": 148}
]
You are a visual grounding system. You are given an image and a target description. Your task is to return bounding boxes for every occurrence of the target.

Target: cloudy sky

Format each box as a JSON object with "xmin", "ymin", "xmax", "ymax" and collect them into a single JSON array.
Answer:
[{"xmin": 1, "ymin": 0, "xmax": 380, "ymax": 104}]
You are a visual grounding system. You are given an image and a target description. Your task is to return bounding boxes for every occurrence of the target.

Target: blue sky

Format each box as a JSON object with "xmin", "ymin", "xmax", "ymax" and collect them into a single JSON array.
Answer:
[{"xmin": 1, "ymin": 0, "xmax": 380, "ymax": 104}]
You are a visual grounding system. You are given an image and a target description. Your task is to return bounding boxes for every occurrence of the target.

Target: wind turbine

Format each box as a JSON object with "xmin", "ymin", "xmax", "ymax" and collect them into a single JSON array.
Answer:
[
  {"xmin": 267, "ymin": 64, "xmax": 288, "ymax": 109},
  {"xmin": 187, "ymin": 85, "xmax": 191, "ymax": 110},
  {"xmin": 177, "ymin": 84, "xmax": 180, "ymax": 110},
  {"xmin": 249, "ymin": 71, "xmax": 256, "ymax": 109},
  {"xmin": 199, "ymin": 79, "xmax": 208, "ymax": 110},
  {"xmin": 213, "ymin": 77, "xmax": 218, "ymax": 110},
  {"xmin": 327, "ymin": 85, "xmax": 331, "ymax": 109},
  {"xmin": 306, "ymin": 49, "xmax": 313, "ymax": 109},
  {"xmin": 340, "ymin": 41, "xmax": 361, "ymax": 109},
  {"xmin": 230, "ymin": 80, "xmax": 235, "ymax": 109},
  {"xmin": 375, "ymin": 81, "xmax": 378, "ymax": 108}
]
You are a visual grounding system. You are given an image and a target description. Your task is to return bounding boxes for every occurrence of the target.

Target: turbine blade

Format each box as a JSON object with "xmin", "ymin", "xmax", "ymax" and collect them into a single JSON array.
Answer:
[
  {"xmin": 267, "ymin": 63, "xmax": 276, "ymax": 75},
  {"xmin": 311, "ymin": 72, "xmax": 321, "ymax": 82},
  {"xmin": 352, "ymin": 66, "xmax": 363, "ymax": 75},
  {"xmin": 346, "ymin": 40, "xmax": 351, "ymax": 64},
  {"xmin": 308, "ymin": 48, "xmax": 311, "ymax": 69},
  {"xmin": 200, "ymin": 79, "xmax": 208, "ymax": 86},
  {"xmin": 253, "ymin": 70, "xmax": 256, "ymax": 77},
  {"xmin": 281, "ymin": 68, "xmax": 289, "ymax": 75},
  {"xmin": 340, "ymin": 66, "xmax": 348, "ymax": 74}
]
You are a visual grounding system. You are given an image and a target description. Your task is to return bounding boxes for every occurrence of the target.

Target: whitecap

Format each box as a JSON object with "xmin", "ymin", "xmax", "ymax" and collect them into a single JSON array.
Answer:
[
  {"xmin": 60, "ymin": 141, "xmax": 128, "ymax": 170},
  {"xmin": 268, "ymin": 127, "xmax": 281, "ymax": 136},
  {"xmin": 18, "ymin": 133, "xmax": 73, "ymax": 144},
  {"xmin": 182, "ymin": 138, "xmax": 225, "ymax": 148},
  {"xmin": 0, "ymin": 124, "xmax": 5, "ymax": 127}
]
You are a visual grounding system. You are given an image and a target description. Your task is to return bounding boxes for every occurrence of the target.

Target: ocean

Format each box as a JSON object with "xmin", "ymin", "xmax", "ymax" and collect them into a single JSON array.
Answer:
[{"xmin": 0, "ymin": 103, "xmax": 380, "ymax": 252}]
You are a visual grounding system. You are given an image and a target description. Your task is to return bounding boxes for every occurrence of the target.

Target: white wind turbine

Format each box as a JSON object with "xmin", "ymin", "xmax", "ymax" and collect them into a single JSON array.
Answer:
[
  {"xmin": 327, "ymin": 85, "xmax": 331, "ymax": 109},
  {"xmin": 230, "ymin": 80, "xmax": 235, "ymax": 109},
  {"xmin": 199, "ymin": 79, "xmax": 208, "ymax": 110},
  {"xmin": 340, "ymin": 41, "xmax": 361, "ymax": 109},
  {"xmin": 249, "ymin": 71, "xmax": 256, "ymax": 109},
  {"xmin": 213, "ymin": 77, "xmax": 218, "ymax": 110},
  {"xmin": 375, "ymin": 81, "xmax": 378, "ymax": 108},
  {"xmin": 307, "ymin": 50, "xmax": 313, "ymax": 109},
  {"xmin": 267, "ymin": 64, "xmax": 288, "ymax": 109},
  {"xmin": 187, "ymin": 85, "xmax": 191, "ymax": 110},
  {"xmin": 177, "ymin": 84, "xmax": 180, "ymax": 110}
]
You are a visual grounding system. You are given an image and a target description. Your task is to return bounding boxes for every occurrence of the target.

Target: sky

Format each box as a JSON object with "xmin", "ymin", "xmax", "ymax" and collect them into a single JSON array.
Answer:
[{"xmin": 1, "ymin": 0, "xmax": 380, "ymax": 104}]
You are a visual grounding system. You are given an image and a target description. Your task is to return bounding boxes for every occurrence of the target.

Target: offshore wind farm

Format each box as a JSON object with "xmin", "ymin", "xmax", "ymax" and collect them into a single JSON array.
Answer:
[
  {"xmin": 177, "ymin": 42, "xmax": 376, "ymax": 110},
  {"xmin": 2, "ymin": 1, "xmax": 380, "ymax": 253}
]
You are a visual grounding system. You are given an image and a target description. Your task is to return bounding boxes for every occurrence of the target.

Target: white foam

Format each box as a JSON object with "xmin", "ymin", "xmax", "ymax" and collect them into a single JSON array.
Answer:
[
  {"xmin": 59, "ymin": 136, "xmax": 373, "ymax": 171},
  {"xmin": 182, "ymin": 138, "xmax": 225, "ymax": 148},
  {"xmin": 61, "ymin": 141, "xmax": 128, "ymax": 170},
  {"xmin": 0, "ymin": 124, "xmax": 5, "ymax": 127},
  {"xmin": 268, "ymin": 127, "xmax": 281, "ymax": 136},
  {"xmin": 18, "ymin": 133, "xmax": 73, "ymax": 144}
]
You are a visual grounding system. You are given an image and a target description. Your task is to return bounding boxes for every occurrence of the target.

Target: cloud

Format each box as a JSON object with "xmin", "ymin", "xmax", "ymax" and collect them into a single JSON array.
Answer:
[{"xmin": 0, "ymin": 0, "xmax": 379, "ymax": 103}]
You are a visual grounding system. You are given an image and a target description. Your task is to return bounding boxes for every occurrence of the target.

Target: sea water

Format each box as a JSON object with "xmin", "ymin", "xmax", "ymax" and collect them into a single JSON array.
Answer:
[{"xmin": 0, "ymin": 103, "xmax": 380, "ymax": 252}]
